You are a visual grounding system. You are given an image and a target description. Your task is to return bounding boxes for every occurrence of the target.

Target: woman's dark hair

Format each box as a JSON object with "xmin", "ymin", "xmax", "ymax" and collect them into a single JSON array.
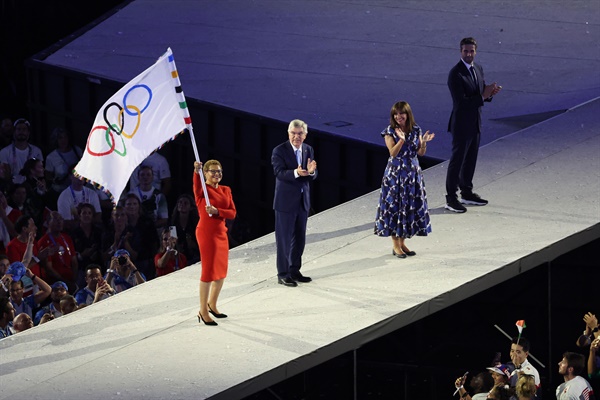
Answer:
[
  {"xmin": 389, "ymin": 101, "xmax": 416, "ymax": 131},
  {"xmin": 19, "ymin": 158, "xmax": 41, "ymax": 177},
  {"xmin": 170, "ymin": 193, "xmax": 197, "ymax": 224},
  {"xmin": 77, "ymin": 202, "xmax": 96, "ymax": 215},
  {"xmin": 14, "ymin": 215, "xmax": 32, "ymax": 233}
]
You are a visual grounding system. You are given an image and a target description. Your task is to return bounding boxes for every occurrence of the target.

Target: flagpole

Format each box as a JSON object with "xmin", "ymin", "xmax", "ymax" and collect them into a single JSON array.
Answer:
[
  {"xmin": 188, "ymin": 124, "xmax": 211, "ymax": 207},
  {"xmin": 492, "ymin": 324, "xmax": 546, "ymax": 368}
]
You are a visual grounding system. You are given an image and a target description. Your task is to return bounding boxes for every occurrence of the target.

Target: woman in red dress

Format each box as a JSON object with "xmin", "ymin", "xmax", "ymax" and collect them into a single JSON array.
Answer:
[{"xmin": 193, "ymin": 160, "xmax": 236, "ymax": 326}]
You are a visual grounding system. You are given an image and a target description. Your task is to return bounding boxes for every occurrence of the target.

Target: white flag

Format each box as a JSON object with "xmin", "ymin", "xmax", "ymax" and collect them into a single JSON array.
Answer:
[{"xmin": 74, "ymin": 47, "xmax": 190, "ymax": 204}]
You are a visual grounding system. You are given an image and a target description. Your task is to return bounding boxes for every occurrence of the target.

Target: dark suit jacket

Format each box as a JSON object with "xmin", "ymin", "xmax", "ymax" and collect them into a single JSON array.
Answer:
[
  {"xmin": 272, "ymin": 141, "xmax": 317, "ymax": 213},
  {"xmin": 447, "ymin": 61, "xmax": 492, "ymax": 136}
]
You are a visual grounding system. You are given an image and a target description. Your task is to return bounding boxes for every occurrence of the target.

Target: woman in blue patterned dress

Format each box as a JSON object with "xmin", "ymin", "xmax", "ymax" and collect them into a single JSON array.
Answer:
[{"xmin": 374, "ymin": 101, "xmax": 435, "ymax": 258}]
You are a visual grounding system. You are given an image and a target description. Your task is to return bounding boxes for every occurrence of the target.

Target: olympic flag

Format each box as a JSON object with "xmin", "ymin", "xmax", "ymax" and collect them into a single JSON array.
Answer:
[{"xmin": 74, "ymin": 47, "xmax": 190, "ymax": 204}]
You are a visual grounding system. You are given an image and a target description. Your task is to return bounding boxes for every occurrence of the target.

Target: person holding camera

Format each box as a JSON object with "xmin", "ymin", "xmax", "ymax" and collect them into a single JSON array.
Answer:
[
  {"xmin": 154, "ymin": 227, "xmax": 187, "ymax": 278},
  {"xmin": 106, "ymin": 249, "xmax": 145, "ymax": 294}
]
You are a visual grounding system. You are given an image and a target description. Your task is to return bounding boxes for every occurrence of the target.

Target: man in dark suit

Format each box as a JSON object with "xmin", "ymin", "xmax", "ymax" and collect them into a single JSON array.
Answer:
[
  {"xmin": 445, "ymin": 37, "xmax": 501, "ymax": 213},
  {"xmin": 271, "ymin": 119, "xmax": 317, "ymax": 287}
]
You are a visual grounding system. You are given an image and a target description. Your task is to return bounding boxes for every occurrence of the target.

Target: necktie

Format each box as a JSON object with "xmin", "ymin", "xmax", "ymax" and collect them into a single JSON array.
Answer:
[
  {"xmin": 295, "ymin": 149, "xmax": 302, "ymax": 166},
  {"xmin": 469, "ymin": 66, "xmax": 478, "ymax": 86}
]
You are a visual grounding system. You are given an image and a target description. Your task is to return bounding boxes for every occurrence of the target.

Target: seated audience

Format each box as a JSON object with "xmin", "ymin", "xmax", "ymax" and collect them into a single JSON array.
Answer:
[
  {"xmin": 6, "ymin": 219, "xmax": 45, "ymax": 279},
  {"xmin": 37, "ymin": 211, "xmax": 78, "ymax": 292},
  {"xmin": 0, "ymin": 255, "xmax": 9, "ymax": 297},
  {"xmin": 556, "ymin": 352, "xmax": 595, "ymax": 399},
  {"xmin": 44, "ymin": 127, "xmax": 83, "ymax": 205},
  {"xmin": 128, "ymin": 152, "xmax": 172, "ymax": 196},
  {"xmin": 515, "ymin": 373, "xmax": 536, "ymax": 400},
  {"xmin": 1, "ymin": 190, "xmax": 22, "ymax": 227},
  {"xmin": 8, "ymin": 263, "xmax": 51, "ymax": 318},
  {"xmin": 57, "ymin": 168, "xmax": 102, "ymax": 231},
  {"xmin": 486, "ymin": 385, "xmax": 512, "ymax": 400},
  {"xmin": 170, "ymin": 193, "xmax": 199, "ymax": 264},
  {"xmin": 8, "ymin": 184, "xmax": 28, "ymax": 214},
  {"xmin": 0, "ymin": 191, "xmax": 19, "ymax": 254},
  {"xmin": 576, "ymin": 311, "xmax": 599, "ymax": 348},
  {"xmin": 588, "ymin": 336, "xmax": 600, "ymax": 384},
  {"xmin": 123, "ymin": 193, "xmax": 159, "ymax": 280},
  {"xmin": 508, "ymin": 337, "xmax": 540, "ymax": 394},
  {"xmin": 34, "ymin": 281, "xmax": 67, "ymax": 325},
  {"xmin": 0, "ymin": 118, "xmax": 44, "ymax": 185},
  {"xmin": 486, "ymin": 364, "xmax": 512, "ymax": 388},
  {"xmin": 101, "ymin": 206, "xmax": 136, "ymax": 269},
  {"xmin": 59, "ymin": 294, "xmax": 79, "ymax": 315},
  {"xmin": 129, "ymin": 165, "xmax": 168, "ymax": 230},
  {"xmin": 0, "ymin": 116, "xmax": 13, "ymax": 149},
  {"xmin": 74, "ymin": 265, "xmax": 113, "ymax": 306},
  {"xmin": 0, "ymin": 297, "xmax": 15, "ymax": 338},
  {"xmin": 454, "ymin": 370, "xmax": 496, "ymax": 400},
  {"xmin": 69, "ymin": 203, "xmax": 104, "ymax": 287},
  {"xmin": 20, "ymin": 158, "xmax": 50, "ymax": 231},
  {"xmin": 155, "ymin": 227, "xmax": 187, "ymax": 278},
  {"xmin": 106, "ymin": 249, "xmax": 146, "ymax": 294},
  {"xmin": 12, "ymin": 312, "xmax": 33, "ymax": 333}
]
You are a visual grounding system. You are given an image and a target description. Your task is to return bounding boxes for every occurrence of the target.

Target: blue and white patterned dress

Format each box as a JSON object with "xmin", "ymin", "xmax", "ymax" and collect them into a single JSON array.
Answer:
[{"xmin": 374, "ymin": 124, "xmax": 431, "ymax": 238}]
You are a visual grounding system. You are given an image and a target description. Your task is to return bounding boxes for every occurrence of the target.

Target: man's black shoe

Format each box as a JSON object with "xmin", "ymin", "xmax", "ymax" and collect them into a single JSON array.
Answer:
[
  {"xmin": 291, "ymin": 274, "xmax": 312, "ymax": 283},
  {"xmin": 460, "ymin": 192, "xmax": 488, "ymax": 206},
  {"xmin": 445, "ymin": 198, "xmax": 467, "ymax": 213},
  {"xmin": 278, "ymin": 277, "xmax": 298, "ymax": 287}
]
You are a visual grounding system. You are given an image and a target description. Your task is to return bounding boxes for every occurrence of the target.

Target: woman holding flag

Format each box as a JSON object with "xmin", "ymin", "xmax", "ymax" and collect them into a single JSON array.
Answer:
[{"xmin": 193, "ymin": 160, "xmax": 236, "ymax": 326}]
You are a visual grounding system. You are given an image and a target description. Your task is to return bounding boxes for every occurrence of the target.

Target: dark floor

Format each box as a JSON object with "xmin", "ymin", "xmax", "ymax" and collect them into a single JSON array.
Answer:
[{"xmin": 245, "ymin": 238, "xmax": 599, "ymax": 400}]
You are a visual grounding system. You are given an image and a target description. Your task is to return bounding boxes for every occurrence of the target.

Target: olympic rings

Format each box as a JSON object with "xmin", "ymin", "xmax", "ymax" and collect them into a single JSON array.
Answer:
[{"xmin": 87, "ymin": 84, "xmax": 152, "ymax": 157}]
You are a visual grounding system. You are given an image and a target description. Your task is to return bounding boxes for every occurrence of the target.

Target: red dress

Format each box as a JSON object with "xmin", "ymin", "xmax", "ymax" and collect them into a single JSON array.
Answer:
[{"xmin": 193, "ymin": 174, "xmax": 236, "ymax": 282}]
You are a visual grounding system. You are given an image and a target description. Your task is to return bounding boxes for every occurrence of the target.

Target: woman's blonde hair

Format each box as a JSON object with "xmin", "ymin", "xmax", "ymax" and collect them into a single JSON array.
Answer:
[
  {"xmin": 202, "ymin": 159, "xmax": 222, "ymax": 174},
  {"xmin": 515, "ymin": 374, "xmax": 536, "ymax": 399}
]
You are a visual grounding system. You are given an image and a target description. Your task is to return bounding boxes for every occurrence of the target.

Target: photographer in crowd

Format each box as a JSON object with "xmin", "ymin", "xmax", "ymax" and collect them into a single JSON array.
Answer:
[
  {"xmin": 154, "ymin": 227, "xmax": 187, "ymax": 278},
  {"xmin": 106, "ymin": 249, "xmax": 145, "ymax": 294}
]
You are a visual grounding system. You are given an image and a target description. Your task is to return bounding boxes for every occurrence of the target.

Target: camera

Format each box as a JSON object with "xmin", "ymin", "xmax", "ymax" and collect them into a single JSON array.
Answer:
[
  {"xmin": 118, "ymin": 256, "xmax": 128, "ymax": 266},
  {"xmin": 166, "ymin": 246, "xmax": 178, "ymax": 256}
]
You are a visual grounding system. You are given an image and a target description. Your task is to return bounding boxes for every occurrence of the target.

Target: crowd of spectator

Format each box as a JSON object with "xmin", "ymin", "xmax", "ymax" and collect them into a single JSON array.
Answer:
[
  {"xmin": 0, "ymin": 116, "xmax": 200, "ymax": 337},
  {"xmin": 453, "ymin": 313, "xmax": 598, "ymax": 399}
]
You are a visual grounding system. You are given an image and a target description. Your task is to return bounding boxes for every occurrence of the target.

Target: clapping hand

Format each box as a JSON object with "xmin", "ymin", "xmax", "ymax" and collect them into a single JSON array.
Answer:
[
  {"xmin": 306, "ymin": 158, "xmax": 317, "ymax": 174},
  {"xmin": 584, "ymin": 312, "xmax": 598, "ymax": 331},
  {"xmin": 297, "ymin": 158, "xmax": 317, "ymax": 176},
  {"xmin": 421, "ymin": 130, "xmax": 435, "ymax": 144},
  {"xmin": 394, "ymin": 128, "xmax": 406, "ymax": 142},
  {"xmin": 484, "ymin": 82, "xmax": 502, "ymax": 99}
]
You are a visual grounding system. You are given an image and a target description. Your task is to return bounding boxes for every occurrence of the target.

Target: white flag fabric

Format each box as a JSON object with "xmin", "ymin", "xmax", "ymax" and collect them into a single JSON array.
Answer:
[{"xmin": 74, "ymin": 47, "xmax": 190, "ymax": 204}]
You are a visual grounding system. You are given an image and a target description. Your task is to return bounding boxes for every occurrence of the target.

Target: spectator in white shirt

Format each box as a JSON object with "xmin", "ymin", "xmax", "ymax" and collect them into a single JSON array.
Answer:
[{"xmin": 57, "ymin": 168, "xmax": 102, "ymax": 231}]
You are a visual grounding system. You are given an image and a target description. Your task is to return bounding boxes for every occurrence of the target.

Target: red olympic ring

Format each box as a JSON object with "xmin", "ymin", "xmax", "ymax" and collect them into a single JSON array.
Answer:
[{"xmin": 86, "ymin": 125, "xmax": 126, "ymax": 157}]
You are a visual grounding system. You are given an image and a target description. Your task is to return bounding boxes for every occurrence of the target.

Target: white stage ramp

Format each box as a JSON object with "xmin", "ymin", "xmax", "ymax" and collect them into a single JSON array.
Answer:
[{"xmin": 1, "ymin": 95, "xmax": 598, "ymax": 399}]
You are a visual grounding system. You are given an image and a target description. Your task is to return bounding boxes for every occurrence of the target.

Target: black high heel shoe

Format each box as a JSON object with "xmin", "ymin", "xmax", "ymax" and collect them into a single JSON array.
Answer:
[
  {"xmin": 198, "ymin": 314, "xmax": 218, "ymax": 326},
  {"xmin": 392, "ymin": 250, "xmax": 407, "ymax": 259},
  {"xmin": 208, "ymin": 304, "xmax": 228, "ymax": 319}
]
